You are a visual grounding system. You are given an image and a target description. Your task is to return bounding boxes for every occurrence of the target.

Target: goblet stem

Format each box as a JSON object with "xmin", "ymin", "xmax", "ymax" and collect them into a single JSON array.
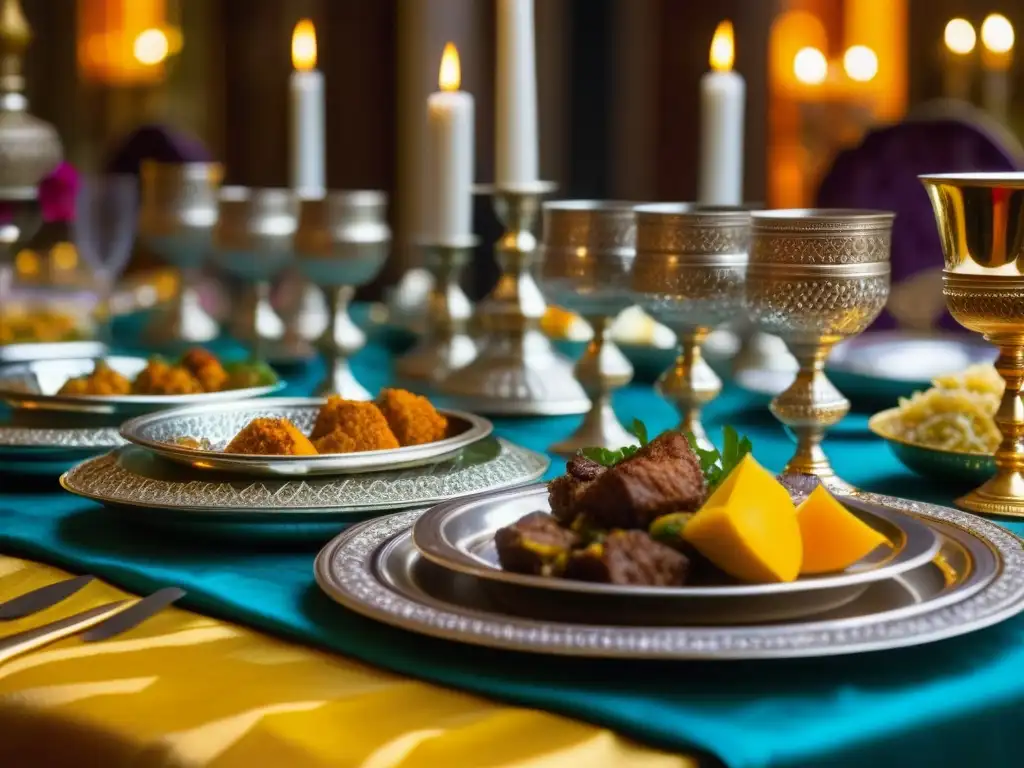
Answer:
[
  {"xmin": 770, "ymin": 341, "xmax": 850, "ymax": 479},
  {"xmin": 656, "ymin": 327, "xmax": 720, "ymax": 450},
  {"xmin": 250, "ymin": 281, "xmax": 271, "ymax": 362},
  {"xmin": 549, "ymin": 315, "xmax": 635, "ymax": 456},
  {"xmin": 955, "ymin": 341, "xmax": 1024, "ymax": 515},
  {"xmin": 316, "ymin": 285, "xmax": 370, "ymax": 399},
  {"xmin": 395, "ymin": 245, "xmax": 477, "ymax": 382}
]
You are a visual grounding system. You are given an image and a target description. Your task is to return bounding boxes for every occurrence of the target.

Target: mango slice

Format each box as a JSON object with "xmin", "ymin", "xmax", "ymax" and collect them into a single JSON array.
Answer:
[
  {"xmin": 796, "ymin": 485, "xmax": 889, "ymax": 574},
  {"xmin": 683, "ymin": 455, "xmax": 802, "ymax": 583}
]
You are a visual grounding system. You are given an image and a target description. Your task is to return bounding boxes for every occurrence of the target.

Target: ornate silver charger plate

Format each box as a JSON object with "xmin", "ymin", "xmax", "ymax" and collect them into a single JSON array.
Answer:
[
  {"xmin": 0, "ymin": 356, "xmax": 285, "ymax": 416},
  {"xmin": 119, "ymin": 398, "xmax": 494, "ymax": 477},
  {"xmin": 0, "ymin": 341, "xmax": 107, "ymax": 364},
  {"xmin": 0, "ymin": 424, "xmax": 123, "ymax": 475},
  {"xmin": 60, "ymin": 438, "xmax": 549, "ymax": 519},
  {"xmin": 411, "ymin": 485, "xmax": 941, "ymax": 624},
  {"xmin": 314, "ymin": 492, "xmax": 1023, "ymax": 659},
  {"xmin": 826, "ymin": 331, "xmax": 996, "ymax": 401}
]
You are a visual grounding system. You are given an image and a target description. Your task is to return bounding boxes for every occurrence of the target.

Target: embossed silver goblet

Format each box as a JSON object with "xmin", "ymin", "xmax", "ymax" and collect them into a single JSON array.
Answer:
[
  {"xmin": 633, "ymin": 204, "xmax": 751, "ymax": 449},
  {"xmin": 211, "ymin": 187, "xmax": 298, "ymax": 362},
  {"xmin": 294, "ymin": 191, "xmax": 390, "ymax": 399},
  {"xmin": 539, "ymin": 200, "xmax": 636, "ymax": 455},
  {"xmin": 746, "ymin": 209, "xmax": 893, "ymax": 486},
  {"xmin": 138, "ymin": 161, "xmax": 223, "ymax": 345}
]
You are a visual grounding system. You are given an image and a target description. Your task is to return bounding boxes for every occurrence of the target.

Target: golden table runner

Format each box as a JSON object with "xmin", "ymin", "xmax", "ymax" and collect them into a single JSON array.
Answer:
[{"xmin": 0, "ymin": 556, "xmax": 692, "ymax": 767}]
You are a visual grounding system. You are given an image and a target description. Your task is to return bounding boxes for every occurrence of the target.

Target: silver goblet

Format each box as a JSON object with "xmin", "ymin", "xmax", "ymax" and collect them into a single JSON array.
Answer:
[
  {"xmin": 633, "ymin": 204, "xmax": 751, "ymax": 448},
  {"xmin": 137, "ymin": 161, "xmax": 223, "ymax": 345},
  {"xmin": 746, "ymin": 209, "xmax": 892, "ymax": 487},
  {"xmin": 294, "ymin": 191, "xmax": 390, "ymax": 399},
  {"xmin": 211, "ymin": 187, "xmax": 298, "ymax": 362},
  {"xmin": 539, "ymin": 200, "xmax": 636, "ymax": 455}
]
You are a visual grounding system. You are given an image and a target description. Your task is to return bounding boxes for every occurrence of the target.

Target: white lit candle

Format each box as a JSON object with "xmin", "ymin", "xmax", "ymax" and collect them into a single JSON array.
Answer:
[
  {"xmin": 495, "ymin": 0, "xmax": 538, "ymax": 186},
  {"xmin": 981, "ymin": 13, "xmax": 1015, "ymax": 123},
  {"xmin": 427, "ymin": 44, "xmax": 475, "ymax": 243},
  {"xmin": 289, "ymin": 20, "xmax": 325, "ymax": 198},
  {"xmin": 699, "ymin": 21, "xmax": 745, "ymax": 206}
]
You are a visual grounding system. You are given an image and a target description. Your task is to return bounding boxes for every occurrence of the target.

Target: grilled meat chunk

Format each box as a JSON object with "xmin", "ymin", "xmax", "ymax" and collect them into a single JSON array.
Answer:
[
  {"xmin": 574, "ymin": 431, "xmax": 706, "ymax": 530},
  {"xmin": 566, "ymin": 529, "xmax": 689, "ymax": 586},
  {"xmin": 494, "ymin": 512, "xmax": 580, "ymax": 577},
  {"xmin": 548, "ymin": 454, "xmax": 606, "ymax": 523}
]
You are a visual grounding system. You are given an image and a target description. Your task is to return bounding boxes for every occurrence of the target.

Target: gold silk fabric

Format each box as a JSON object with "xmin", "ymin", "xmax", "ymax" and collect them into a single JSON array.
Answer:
[{"xmin": 0, "ymin": 557, "xmax": 693, "ymax": 768}]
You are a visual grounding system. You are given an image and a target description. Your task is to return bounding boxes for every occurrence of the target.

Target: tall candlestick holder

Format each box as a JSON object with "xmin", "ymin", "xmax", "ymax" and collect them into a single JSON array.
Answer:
[
  {"xmin": 395, "ymin": 237, "xmax": 478, "ymax": 382},
  {"xmin": 439, "ymin": 182, "xmax": 589, "ymax": 415}
]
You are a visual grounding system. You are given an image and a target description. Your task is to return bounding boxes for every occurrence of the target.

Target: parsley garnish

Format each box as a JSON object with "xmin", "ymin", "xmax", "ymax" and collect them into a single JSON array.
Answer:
[
  {"xmin": 580, "ymin": 418, "xmax": 649, "ymax": 467},
  {"xmin": 685, "ymin": 425, "xmax": 753, "ymax": 491}
]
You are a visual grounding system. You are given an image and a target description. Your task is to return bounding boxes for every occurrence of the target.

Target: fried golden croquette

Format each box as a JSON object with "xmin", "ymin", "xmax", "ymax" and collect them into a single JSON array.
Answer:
[
  {"xmin": 131, "ymin": 357, "xmax": 171, "ymax": 394},
  {"xmin": 376, "ymin": 388, "xmax": 448, "ymax": 446},
  {"xmin": 225, "ymin": 417, "xmax": 317, "ymax": 456},
  {"xmin": 141, "ymin": 365, "xmax": 204, "ymax": 395},
  {"xmin": 181, "ymin": 348, "xmax": 228, "ymax": 392},
  {"xmin": 312, "ymin": 430, "xmax": 358, "ymax": 454},
  {"xmin": 310, "ymin": 397, "xmax": 400, "ymax": 451},
  {"xmin": 57, "ymin": 360, "xmax": 131, "ymax": 396}
]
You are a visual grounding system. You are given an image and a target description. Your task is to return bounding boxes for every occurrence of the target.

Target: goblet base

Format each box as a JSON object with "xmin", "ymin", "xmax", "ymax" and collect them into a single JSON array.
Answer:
[
  {"xmin": 439, "ymin": 331, "xmax": 590, "ymax": 416},
  {"xmin": 549, "ymin": 398, "xmax": 635, "ymax": 457},
  {"xmin": 395, "ymin": 334, "xmax": 478, "ymax": 382},
  {"xmin": 955, "ymin": 471, "xmax": 1024, "ymax": 518},
  {"xmin": 144, "ymin": 286, "xmax": 219, "ymax": 347},
  {"xmin": 315, "ymin": 360, "xmax": 372, "ymax": 400}
]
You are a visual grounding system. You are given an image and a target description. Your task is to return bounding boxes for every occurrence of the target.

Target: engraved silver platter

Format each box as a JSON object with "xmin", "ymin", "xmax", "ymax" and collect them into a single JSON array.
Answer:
[
  {"xmin": 411, "ymin": 485, "xmax": 941, "ymax": 624},
  {"xmin": 0, "ymin": 341, "xmax": 107, "ymax": 364},
  {"xmin": 0, "ymin": 356, "xmax": 286, "ymax": 416},
  {"xmin": 314, "ymin": 491, "xmax": 1024, "ymax": 659},
  {"xmin": 119, "ymin": 398, "xmax": 494, "ymax": 477},
  {"xmin": 60, "ymin": 439, "xmax": 549, "ymax": 517},
  {"xmin": 0, "ymin": 418, "xmax": 124, "ymax": 475}
]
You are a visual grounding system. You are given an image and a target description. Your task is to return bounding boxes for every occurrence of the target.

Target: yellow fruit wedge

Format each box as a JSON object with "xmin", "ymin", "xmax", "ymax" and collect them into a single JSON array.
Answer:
[
  {"xmin": 684, "ymin": 455, "xmax": 802, "ymax": 583},
  {"xmin": 796, "ymin": 485, "xmax": 889, "ymax": 575}
]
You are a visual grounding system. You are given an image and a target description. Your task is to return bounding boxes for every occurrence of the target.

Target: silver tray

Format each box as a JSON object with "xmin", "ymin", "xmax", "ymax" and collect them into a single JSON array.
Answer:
[
  {"xmin": 0, "ymin": 411, "xmax": 125, "ymax": 474},
  {"xmin": 315, "ymin": 491, "xmax": 1024, "ymax": 659},
  {"xmin": 60, "ymin": 438, "xmax": 549, "ymax": 516},
  {"xmin": 0, "ymin": 356, "xmax": 286, "ymax": 415},
  {"xmin": 0, "ymin": 341, "xmax": 107, "ymax": 364},
  {"xmin": 412, "ymin": 485, "xmax": 941, "ymax": 624},
  {"xmin": 119, "ymin": 398, "xmax": 493, "ymax": 477}
]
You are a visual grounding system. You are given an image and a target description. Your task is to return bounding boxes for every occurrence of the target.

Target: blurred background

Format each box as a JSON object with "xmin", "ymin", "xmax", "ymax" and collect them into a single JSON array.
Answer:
[{"xmin": 11, "ymin": 0, "xmax": 1024, "ymax": 302}]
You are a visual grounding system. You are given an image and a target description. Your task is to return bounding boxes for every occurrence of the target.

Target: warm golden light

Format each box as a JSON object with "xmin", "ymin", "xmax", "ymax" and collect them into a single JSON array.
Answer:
[
  {"xmin": 292, "ymin": 19, "xmax": 317, "ymax": 71},
  {"xmin": 843, "ymin": 45, "xmax": 878, "ymax": 82},
  {"xmin": 793, "ymin": 46, "xmax": 827, "ymax": 85},
  {"xmin": 945, "ymin": 18, "xmax": 977, "ymax": 55},
  {"xmin": 133, "ymin": 28, "xmax": 169, "ymax": 65},
  {"xmin": 439, "ymin": 42, "xmax": 461, "ymax": 91},
  {"xmin": 981, "ymin": 14, "xmax": 1014, "ymax": 54},
  {"xmin": 710, "ymin": 20, "xmax": 735, "ymax": 72}
]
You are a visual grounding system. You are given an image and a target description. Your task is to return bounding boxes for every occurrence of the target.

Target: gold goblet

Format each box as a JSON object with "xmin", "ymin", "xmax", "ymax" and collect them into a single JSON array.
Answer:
[
  {"xmin": 746, "ymin": 209, "xmax": 893, "ymax": 486},
  {"xmin": 138, "ymin": 161, "xmax": 224, "ymax": 346},
  {"xmin": 921, "ymin": 173, "xmax": 1024, "ymax": 516},
  {"xmin": 294, "ymin": 191, "xmax": 391, "ymax": 399},
  {"xmin": 539, "ymin": 201, "xmax": 637, "ymax": 455},
  {"xmin": 632, "ymin": 204, "xmax": 751, "ymax": 449},
  {"xmin": 211, "ymin": 187, "xmax": 298, "ymax": 362}
]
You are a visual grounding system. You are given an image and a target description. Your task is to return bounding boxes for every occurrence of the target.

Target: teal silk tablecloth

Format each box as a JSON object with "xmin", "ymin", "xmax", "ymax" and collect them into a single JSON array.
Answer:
[{"xmin": 1, "ymin": 315, "xmax": 1022, "ymax": 768}]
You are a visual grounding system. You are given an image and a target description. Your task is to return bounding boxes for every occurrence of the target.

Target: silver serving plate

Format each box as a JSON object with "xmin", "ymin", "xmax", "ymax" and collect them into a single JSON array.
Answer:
[
  {"xmin": 60, "ymin": 439, "xmax": 549, "ymax": 516},
  {"xmin": 0, "ymin": 425, "xmax": 123, "ymax": 475},
  {"xmin": 0, "ymin": 341, "xmax": 107, "ymax": 364},
  {"xmin": 412, "ymin": 485, "xmax": 941, "ymax": 624},
  {"xmin": 0, "ymin": 356, "xmax": 285, "ymax": 415},
  {"xmin": 119, "ymin": 398, "xmax": 493, "ymax": 477},
  {"xmin": 314, "ymin": 491, "xmax": 1024, "ymax": 659},
  {"xmin": 827, "ymin": 331, "xmax": 996, "ymax": 401}
]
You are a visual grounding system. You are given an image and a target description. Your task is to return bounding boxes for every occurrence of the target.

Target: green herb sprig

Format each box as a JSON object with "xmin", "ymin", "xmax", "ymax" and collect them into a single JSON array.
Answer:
[
  {"xmin": 685, "ymin": 425, "xmax": 753, "ymax": 492},
  {"xmin": 580, "ymin": 418, "xmax": 649, "ymax": 467}
]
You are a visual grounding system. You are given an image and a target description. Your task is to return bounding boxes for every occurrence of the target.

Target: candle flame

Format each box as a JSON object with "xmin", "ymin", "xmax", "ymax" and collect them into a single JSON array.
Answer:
[
  {"xmin": 944, "ymin": 18, "xmax": 977, "ymax": 55},
  {"xmin": 793, "ymin": 47, "xmax": 827, "ymax": 85},
  {"xmin": 292, "ymin": 19, "xmax": 317, "ymax": 71},
  {"xmin": 981, "ymin": 14, "xmax": 1014, "ymax": 55},
  {"xmin": 710, "ymin": 20, "xmax": 735, "ymax": 72},
  {"xmin": 439, "ymin": 42, "xmax": 461, "ymax": 91}
]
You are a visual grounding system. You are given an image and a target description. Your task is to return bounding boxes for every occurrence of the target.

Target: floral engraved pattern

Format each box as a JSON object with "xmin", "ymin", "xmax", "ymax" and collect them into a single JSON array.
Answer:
[
  {"xmin": 315, "ymin": 490, "xmax": 1024, "ymax": 659},
  {"xmin": 750, "ymin": 232, "xmax": 892, "ymax": 266}
]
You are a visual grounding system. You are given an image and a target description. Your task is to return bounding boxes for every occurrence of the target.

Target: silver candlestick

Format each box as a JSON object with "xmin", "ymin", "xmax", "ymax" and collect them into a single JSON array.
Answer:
[
  {"xmin": 439, "ymin": 182, "xmax": 589, "ymax": 416},
  {"xmin": 395, "ymin": 238, "xmax": 478, "ymax": 382}
]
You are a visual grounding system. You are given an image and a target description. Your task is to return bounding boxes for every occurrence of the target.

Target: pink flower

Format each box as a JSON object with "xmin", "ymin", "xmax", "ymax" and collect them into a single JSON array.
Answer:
[{"xmin": 38, "ymin": 162, "xmax": 79, "ymax": 223}]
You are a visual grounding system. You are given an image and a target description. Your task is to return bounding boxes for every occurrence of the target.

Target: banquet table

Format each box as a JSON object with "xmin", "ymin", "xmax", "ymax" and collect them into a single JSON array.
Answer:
[{"xmin": 1, "ymin": 310, "xmax": 1023, "ymax": 768}]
